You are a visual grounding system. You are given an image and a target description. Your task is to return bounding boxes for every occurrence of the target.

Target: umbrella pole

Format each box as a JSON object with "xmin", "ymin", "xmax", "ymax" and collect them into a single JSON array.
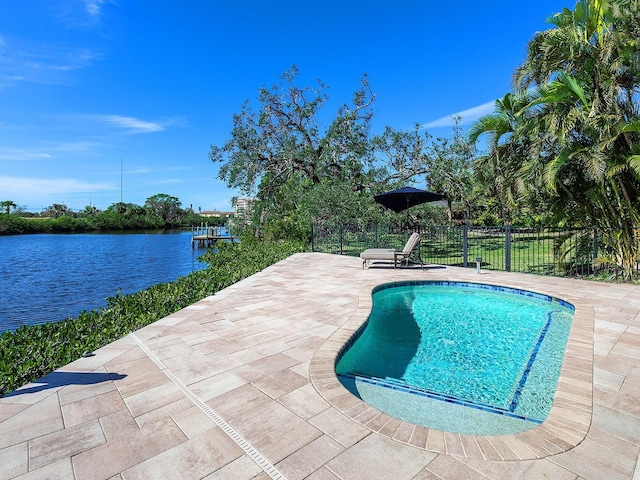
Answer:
[{"xmin": 406, "ymin": 197, "xmax": 410, "ymax": 233}]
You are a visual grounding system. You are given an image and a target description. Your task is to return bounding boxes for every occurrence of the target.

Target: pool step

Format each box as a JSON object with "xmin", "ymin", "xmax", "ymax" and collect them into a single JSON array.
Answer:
[{"xmin": 337, "ymin": 372, "xmax": 543, "ymax": 424}]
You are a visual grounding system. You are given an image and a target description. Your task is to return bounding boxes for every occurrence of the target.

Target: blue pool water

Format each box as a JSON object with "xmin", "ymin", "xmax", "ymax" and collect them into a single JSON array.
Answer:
[{"xmin": 335, "ymin": 281, "xmax": 574, "ymax": 435}]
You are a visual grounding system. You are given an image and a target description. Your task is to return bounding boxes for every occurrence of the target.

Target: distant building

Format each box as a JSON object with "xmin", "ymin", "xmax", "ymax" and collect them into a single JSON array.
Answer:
[
  {"xmin": 234, "ymin": 198, "xmax": 253, "ymax": 217},
  {"xmin": 200, "ymin": 210, "xmax": 234, "ymax": 218}
]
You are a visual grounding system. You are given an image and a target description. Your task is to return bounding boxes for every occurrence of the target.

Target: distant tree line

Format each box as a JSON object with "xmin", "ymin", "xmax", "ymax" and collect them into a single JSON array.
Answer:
[{"xmin": 0, "ymin": 193, "xmax": 223, "ymax": 235}]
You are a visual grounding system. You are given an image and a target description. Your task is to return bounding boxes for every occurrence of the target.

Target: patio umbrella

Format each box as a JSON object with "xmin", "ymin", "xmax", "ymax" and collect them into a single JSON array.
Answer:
[
  {"xmin": 374, "ymin": 186, "xmax": 446, "ymax": 213},
  {"xmin": 375, "ymin": 186, "xmax": 446, "ymax": 232}
]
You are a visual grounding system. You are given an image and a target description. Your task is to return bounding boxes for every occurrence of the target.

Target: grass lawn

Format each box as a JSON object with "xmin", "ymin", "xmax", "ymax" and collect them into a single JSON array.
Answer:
[{"xmin": 313, "ymin": 227, "xmax": 594, "ymax": 276}]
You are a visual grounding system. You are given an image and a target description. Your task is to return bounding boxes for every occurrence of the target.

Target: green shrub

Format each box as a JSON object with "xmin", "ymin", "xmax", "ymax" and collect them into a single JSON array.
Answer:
[
  {"xmin": 49, "ymin": 216, "xmax": 94, "ymax": 232},
  {"xmin": 0, "ymin": 214, "xmax": 30, "ymax": 234}
]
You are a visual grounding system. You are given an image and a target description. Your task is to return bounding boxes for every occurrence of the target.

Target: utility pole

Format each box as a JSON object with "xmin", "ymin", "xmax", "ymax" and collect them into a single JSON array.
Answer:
[{"xmin": 120, "ymin": 158, "xmax": 123, "ymax": 204}]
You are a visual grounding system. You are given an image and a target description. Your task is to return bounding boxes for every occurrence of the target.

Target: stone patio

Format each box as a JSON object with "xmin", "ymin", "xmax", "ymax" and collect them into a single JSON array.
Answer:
[{"xmin": 1, "ymin": 252, "xmax": 639, "ymax": 479}]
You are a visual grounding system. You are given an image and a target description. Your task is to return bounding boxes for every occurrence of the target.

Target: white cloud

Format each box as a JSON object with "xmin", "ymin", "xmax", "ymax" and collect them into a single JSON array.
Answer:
[
  {"xmin": 126, "ymin": 167, "xmax": 153, "ymax": 174},
  {"xmin": 125, "ymin": 167, "xmax": 184, "ymax": 175},
  {"xmin": 421, "ymin": 100, "xmax": 497, "ymax": 129},
  {"xmin": 57, "ymin": 0, "xmax": 114, "ymax": 27},
  {"xmin": 0, "ymin": 142, "xmax": 104, "ymax": 162},
  {"xmin": 84, "ymin": 0, "xmax": 107, "ymax": 17},
  {"xmin": 94, "ymin": 115, "xmax": 167, "ymax": 134},
  {"xmin": 0, "ymin": 38, "xmax": 101, "ymax": 88},
  {"xmin": 151, "ymin": 178, "xmax": 181, "ymax": 185},
  {"xmin": 0, "ymin": 148, "xmax": 53, "ymax": 161},
  {"xmin": 50, "ymin": 49, "xmax": 101, "ymax": 72},
  {"xmin": 0, "ymin": 0, "xmax": 112, "ymax": 90},
  {"xmin": 48, "ymin": 141, "xmax": 101, "ymax": 152}
]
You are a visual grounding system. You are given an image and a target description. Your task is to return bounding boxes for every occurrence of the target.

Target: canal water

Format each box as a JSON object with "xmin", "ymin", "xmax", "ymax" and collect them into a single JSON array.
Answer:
[{"xmin": 0, "ymin": 231, "xmax": 208, "ymax": 333}]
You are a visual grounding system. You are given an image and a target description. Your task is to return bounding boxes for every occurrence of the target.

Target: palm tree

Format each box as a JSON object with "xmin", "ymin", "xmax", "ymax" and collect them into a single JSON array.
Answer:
[
  {"xmin": 534, "ymin": 73, "xmax": 640, "ymax": 275},
  {"xmin": 513, "ymin": 0, "xmax": 640, "ymax": 278},
  {"xmin": 46, "ymin": 203, "xmax": 69, "ymax": 218},
  {"xmin": 0, "ymin": 200, "xmax": 17, "ymax": 214},
  {"xmin": 467, "ymin": 92, "xmax": 542, "ymax": 224},
  {"xmin": 82, "ymin": 205, "xmax": 98, "ymax": 216},
  {"xmin": 469, "ymin": 0, "xmax": 640, "ymax": 277}
]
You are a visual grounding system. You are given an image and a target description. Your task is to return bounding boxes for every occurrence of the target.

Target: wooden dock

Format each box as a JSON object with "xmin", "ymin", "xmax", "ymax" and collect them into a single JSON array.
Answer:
[{"xmin": 191, "ymin": 225, "xmax": 235, "ymax": 248}]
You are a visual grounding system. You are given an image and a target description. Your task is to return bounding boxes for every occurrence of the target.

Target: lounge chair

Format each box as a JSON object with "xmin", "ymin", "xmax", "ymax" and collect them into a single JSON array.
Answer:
[{"xmin": 360, "ymin": 232, "xmax": 423, "ymax": 269}]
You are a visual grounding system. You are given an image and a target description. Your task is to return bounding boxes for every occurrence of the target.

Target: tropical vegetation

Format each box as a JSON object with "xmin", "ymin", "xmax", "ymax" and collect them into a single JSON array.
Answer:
[
  {"xmin": 212, "ymin": 0, "xmax": 640, "ymax": 279},
  {"xmin": 470, "ymin": 0, "xmax": 640, "ymax": 279},
  {"xmin": 210, "ymin": 66, "xmax": 464, "ymax": 241}
]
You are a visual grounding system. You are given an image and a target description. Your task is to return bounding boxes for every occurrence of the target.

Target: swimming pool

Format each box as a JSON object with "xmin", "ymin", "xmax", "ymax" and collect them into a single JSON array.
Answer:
[{"xmin": 335, "ymin": 281, "xmax": 574, "ymax": 435}]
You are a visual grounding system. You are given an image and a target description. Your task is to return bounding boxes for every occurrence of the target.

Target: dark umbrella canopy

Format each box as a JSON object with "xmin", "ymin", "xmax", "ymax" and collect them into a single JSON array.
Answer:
[{"xmin": 374, "ymin": 186, "xmax": 446, "ymax": 213}]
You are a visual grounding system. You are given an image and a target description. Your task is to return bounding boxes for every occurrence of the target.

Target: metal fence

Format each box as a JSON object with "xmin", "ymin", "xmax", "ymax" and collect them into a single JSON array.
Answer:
[{"xmin": 311, "ymin": 224, "xmax": 640, "ymax": 278}]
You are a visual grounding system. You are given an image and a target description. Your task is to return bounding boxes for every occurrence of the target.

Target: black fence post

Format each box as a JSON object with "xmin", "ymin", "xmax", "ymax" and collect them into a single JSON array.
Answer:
[
  {"xmin": 462, "ymin": 224, "xmax": 468, "ymax": 267},
  {"xmin": 311, "ymin": 224, "xmax": 314, "ymax": 252},
  {"xmin": 339, "ymin": 224, "xmax": 344, "ymax": 255},
  {"xmin": 592, "ymin": 227, "xmax": 599, "ymax": 275},
  {"xmin": 505, "ymin": 225, "xmax": 512, "ymax": 272}
]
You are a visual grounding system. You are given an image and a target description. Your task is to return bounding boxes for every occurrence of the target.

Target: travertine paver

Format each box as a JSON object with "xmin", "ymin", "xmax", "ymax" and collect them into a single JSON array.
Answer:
[
  {"xmin": 276, "ymin": 435, "xmax": 344, "ymax": 480},
  {"xmin": 0, "ymin": 252, "xmax": 639, "ymax": 479},
  {"xmin": 28, "ymin": 419, "xmax": 105, "ymax": 469},
  {"xmin": 71, "ymin": 417, "xmax": 188, "ymax": 479},
  {"xmin": 0, "ymin": 442, "xmax": 28, "ymax": 479},
  {"xmin": 120, "ymin": 427, "xmax": 245, "ymax": 479},
  {"xmin": 325, "ymin": 434, "xmax": 437, "ymax": 479}
]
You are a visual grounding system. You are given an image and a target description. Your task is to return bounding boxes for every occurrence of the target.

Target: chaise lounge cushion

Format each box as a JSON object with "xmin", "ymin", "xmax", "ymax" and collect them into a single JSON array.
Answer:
[{"xmin": 359, "ymin": 248, "xmax": 396, "ymax": 261}]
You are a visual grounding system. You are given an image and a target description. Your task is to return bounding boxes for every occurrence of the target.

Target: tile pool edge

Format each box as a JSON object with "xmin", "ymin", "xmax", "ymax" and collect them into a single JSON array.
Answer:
[{"xmin": 309, "ymin": 274, "xmax": 594, "ymax": 461}]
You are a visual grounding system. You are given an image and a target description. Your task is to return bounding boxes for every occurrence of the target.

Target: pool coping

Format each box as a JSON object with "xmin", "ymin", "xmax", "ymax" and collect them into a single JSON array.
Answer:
[{"xmin": 309, "ymin": 275, "xmax": 594, "ymax": 461}]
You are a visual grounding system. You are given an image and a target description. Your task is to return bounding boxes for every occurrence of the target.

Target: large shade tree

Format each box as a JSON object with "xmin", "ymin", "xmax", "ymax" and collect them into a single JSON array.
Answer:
[
  {"xmin": 144, "ymin": 194, "xmax": 183, "ymax": 227},
  {"xmin": 210, "ymin": 67, "xmax": 453, "ymax": 233},
  {"xmin": 209, "ymin": 66, "xmax": 376, "ymax": 193},
  {"xmin": 428, "ymin": 119, "xmax": 475, "ymax": 223},
  {"xmin": 210, "ymin": 66, "xmax": 381, "ymax": 236},
  {"xmin": 46, "ymin": 203, "xmax": 70, "ymax": 218}
]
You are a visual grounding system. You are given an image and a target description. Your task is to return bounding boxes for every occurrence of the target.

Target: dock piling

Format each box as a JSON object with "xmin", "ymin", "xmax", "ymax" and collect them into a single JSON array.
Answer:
[{"xmin": 191, "ymin": 223, "xmax": 233, "ymax": 248}]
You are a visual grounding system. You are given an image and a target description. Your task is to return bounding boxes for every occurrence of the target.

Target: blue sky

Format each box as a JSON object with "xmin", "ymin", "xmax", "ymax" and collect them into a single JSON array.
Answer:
[{"xmin": 1, "ymin": 0, "xmax": 572, "ymax": 213}]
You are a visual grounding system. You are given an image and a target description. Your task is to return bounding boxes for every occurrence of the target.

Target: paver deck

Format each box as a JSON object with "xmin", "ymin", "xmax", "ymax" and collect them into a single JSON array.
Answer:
[{"xmin": 1, "ymin": 252, "xmax": 639, "ymax": 480}]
